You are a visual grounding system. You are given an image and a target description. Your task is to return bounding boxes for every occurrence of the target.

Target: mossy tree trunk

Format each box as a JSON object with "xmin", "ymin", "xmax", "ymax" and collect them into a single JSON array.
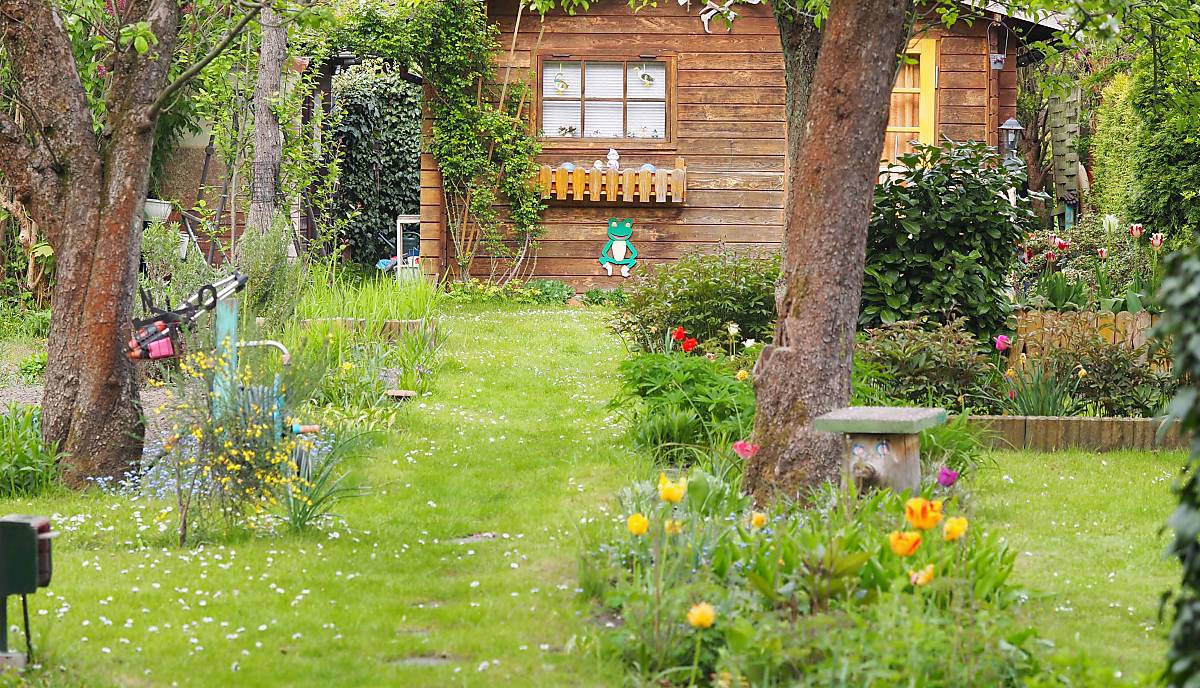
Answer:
[{"xmin": 745, "ymin": 0, "xmax": 914, "ymax": 499}]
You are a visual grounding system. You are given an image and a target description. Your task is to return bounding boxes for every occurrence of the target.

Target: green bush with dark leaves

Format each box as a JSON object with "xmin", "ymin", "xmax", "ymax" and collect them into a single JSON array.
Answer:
[
  {"xmin": 864, "ymin": 141, "xmax": 1042, "ymax": 337},
  {"xmin": 855, "ymin": 318, "xmax": 994, "ymax": 413},
  {"xmin": 612, "ymin": 250, "xmax": 780, "ymax": 352},
  {"xmin": 330, "ymin": 65, "xmax": 422, "ymax": 265}
]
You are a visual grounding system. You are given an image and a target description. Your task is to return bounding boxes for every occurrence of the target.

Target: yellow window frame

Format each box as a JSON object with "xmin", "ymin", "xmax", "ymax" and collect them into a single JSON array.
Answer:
[{"xmin": 884, "ymin": 38, "xmax": 938, "ymax": 159}]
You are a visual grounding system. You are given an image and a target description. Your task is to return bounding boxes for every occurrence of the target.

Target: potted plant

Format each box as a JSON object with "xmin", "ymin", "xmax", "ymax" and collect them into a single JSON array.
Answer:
[{"xmin": 142, "ymin": 197, "xmax": 173, "ymax": 223}]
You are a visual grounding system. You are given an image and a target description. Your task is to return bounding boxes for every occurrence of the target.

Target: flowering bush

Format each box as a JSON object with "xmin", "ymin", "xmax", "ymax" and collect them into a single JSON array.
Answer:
[
  {"xmin": 150, "ymin": 349, "xmax": 359, "ymax": 545},
  {"xmin": 580, "ymin": 473, "xmax": 1049, "ymax": 685},
  {"xmin": 611, "ymin": 249, "xmax": 780, "ymax": 352}
]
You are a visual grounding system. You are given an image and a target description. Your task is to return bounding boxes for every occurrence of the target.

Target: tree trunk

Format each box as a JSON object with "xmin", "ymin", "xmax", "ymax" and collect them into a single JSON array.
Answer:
[
  {"xmin": 247, "ymin": 6, "xmax": 288, "ymax": 237},
  {"xmin": 745, "ymin": 0, "xmax": 914, "ymax": 499},
  {"xmin": 1, "ymin": 0, "xmax": 180, "ymax": 486}
]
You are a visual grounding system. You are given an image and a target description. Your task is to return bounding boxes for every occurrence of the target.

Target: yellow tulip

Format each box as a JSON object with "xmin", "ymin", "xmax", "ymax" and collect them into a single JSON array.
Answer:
[
  {"xmin": 658, "ymin": 473, "xmax": 687, "ymax": 504},
  {"xmin": 735, "ymin": 369, "xmax": 749, "ymax": 381},
  {"xmin": 750, "ymin": 511, "xmax": 767, "ymax": 529},
  {"xmin": 904, "ymin": 498, "xmax": 943, "ymax": 530},
  {"xmin": 888, "ymin": 530, "xmax": 921, "ymax": 557},
  {"xmin": 626, "ymin": 513, "xmax": 649, "ymax": 536},
  {"xmin": 664, "ymin": 519, "xmax": 683, "ymax": 536},
  {"xmin": 909, "ymin": 564, "xmax": 935, "ymax": 586},
  {"xmin": 686, "ymin": 602, "xmax": 715, "ymax": 629},
  {"xmin": 943, "ymin": 516, "xmax": 968, "ymax": 542},
  {"xmin": 1077, "ymin": 367, "xmax": 1088, "ymax": 379}
]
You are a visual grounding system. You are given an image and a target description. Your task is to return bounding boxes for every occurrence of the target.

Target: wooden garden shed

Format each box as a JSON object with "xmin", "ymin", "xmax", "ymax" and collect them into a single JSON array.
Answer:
[{"xmin": 419, "ymin": 0, "xmax": 1058, "ymax": 289}]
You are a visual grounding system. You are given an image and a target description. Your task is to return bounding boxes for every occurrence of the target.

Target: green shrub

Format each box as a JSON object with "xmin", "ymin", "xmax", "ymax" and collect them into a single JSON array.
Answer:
[
  {"xmin": 522, "ymin": 279, "xmax": 574, "ymax": 304},
  {"xmin": 0, "ymin": 308, "xmax": 50, "ymax": 340},
  {"xmin": 856, "ymin": 319, "xmax": 994, "ymax": 413},
  {"xmin": 17, "ymin": 350, "xmax": 46, "ymax": 383},
  {"xmin": 865, "ymin": 141, "xmax": 1042, "ymax": 337},
  {"xmin": 613, "ymin": 352, "xmax": 754, "ymax": 461},
  {"xmin": 237, "ymin": 214, "xmax": 308, "ymax": 325},
  {"xmin": 0, "ymin": 403, "xmax": 61, "ymax": 497},
  {"xmin": 442, "ymin": 278, "xmax": 572, "ymax": 305},
  {"xmin": 1090, "ymin": 74, "xmax": 1140, "ymax": 222},
  {"xmin": 329, "ymin": 65, "xmax": 422, "ymax": 265},
  {"xmin": 582, "ymin": 287, "xmax": 628, "ymax": 307},
  {"xmin": 1043, "ymin": 335, "xmax": 1173, "ymax": 418},
  {"xmin": 1128, "ymin": 115, "xmax": 1200, "ymax": 246},
  {"xmin": 612, "ymin": 249, "xmax": 780, "ymax": 352}
]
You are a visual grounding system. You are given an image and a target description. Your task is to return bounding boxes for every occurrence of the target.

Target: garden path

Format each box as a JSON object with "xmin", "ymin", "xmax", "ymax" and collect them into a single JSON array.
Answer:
[{"xmin": 13, "ymin": 305, "xmax": 634, "ymax": 686}]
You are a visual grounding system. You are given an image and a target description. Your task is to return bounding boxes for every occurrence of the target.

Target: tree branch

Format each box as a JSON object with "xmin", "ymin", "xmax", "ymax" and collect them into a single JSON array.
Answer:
[{"xmin": 145, "ymin": 0, "xmax": 268, "ymax": 122}]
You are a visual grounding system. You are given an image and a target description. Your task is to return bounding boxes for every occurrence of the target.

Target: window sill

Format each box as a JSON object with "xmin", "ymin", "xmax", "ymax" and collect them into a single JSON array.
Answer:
[{"xmin": 539, "ymin": 138, "xmax": 678, "ymax": 153}]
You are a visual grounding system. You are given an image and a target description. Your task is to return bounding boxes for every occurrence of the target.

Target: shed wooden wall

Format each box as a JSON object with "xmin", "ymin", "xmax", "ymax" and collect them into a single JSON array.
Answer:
[{"xmin": 419, "ymin": 2, "xmax": 1022, "ymax": 288}]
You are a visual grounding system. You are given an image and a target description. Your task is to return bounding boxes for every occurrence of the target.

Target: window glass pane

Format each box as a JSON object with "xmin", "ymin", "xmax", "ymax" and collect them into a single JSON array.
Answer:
[
  {"xmin": 585, "ymin": 62, "xmax": 624, "ymax": 99},
  {"xmin": 584, "ymin": 101, "xmax": 624, "ymax": 138},
  {"xmin": 626, "ymin": 101, "xmax": 666, "ymax": 139},
  {"xmin": 896, "ymin": 58, "xmax": 920, "ymax": 89},
  {"xmin": 543, "ymin": 101, "xmax": 581, "ymax": 138},
  {"xmin": 627, "ymin": 61, "xmax": 666, "ymax": 100},
  {"xmin": 543, "ymin": 61, "xmax": 581, "ymax": 99}
]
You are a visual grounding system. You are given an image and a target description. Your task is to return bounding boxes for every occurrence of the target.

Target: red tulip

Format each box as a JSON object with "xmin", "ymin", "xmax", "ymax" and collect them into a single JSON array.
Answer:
[
  {"xmin": 1045, "ymin": 251, "xmax": 1057, "ymax": 263},
  {"xmin": 672, "ymin": 326, "xmax": 686, "ymax": 342},
  {"xmin": 1130, "ymin": 223, "xmax": 1144, "ymax": 239},
  {"xmin": 1055, "ymin": 237, "xmax": 1070, "ymax": 252},
  {"xmin": 1151, "ymin": 233, "xmax": 1165, "ymax": 251},
  {"xmin": 682, "ymin": 338, "xmax": 698, "ymax": 353},
  {"xmin": 1097, "ymin": 247, "xmax": 1108, "ymax": 261}
]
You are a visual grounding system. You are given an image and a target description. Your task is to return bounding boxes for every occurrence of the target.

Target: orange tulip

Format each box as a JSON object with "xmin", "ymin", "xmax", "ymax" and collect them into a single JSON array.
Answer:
[
  {"xmin": 905, "ymin": 498, "xmax": 943, "ymax": 530},
  {"xmin": 888, "ymin": 530, "xmax": 921, "ymax": 557},
  {"xmin": 943, "ymin": 516, "xmax": 968, "ymax": 542},
  {"xmin": 909, "ymin": 564, "xmax": 935, "ymax": 586}
]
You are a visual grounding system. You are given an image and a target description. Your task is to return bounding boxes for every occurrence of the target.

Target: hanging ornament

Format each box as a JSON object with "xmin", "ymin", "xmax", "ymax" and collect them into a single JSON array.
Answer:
[
  {"xmin": 553, "ymin": 69, "xmax": 570, "ymax": 95},
  {"xmin": 635, "ymin": 65, "xmax": 655, "ymax": 88}
]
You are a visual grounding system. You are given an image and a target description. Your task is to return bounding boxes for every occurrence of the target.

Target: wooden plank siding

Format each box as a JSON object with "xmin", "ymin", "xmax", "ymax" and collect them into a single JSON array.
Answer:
[{"xmin": 419, "ymin": 0, "xmax": 1023, "ymax": 288}]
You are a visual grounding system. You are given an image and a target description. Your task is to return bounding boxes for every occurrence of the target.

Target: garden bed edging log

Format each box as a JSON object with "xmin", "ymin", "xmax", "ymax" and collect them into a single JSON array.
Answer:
[{"xmin": 961, "ymin": 414, "xmax": 1189, "ymax": 452}]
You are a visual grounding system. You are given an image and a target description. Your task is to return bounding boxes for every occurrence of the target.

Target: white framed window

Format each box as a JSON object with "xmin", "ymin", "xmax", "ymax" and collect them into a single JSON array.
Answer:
[{"xmin": 540, "ymin": 58, "xmax": 670, "ymax": 141}]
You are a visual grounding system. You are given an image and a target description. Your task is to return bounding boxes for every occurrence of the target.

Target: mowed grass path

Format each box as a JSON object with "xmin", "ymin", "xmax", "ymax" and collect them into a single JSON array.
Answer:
[
  {"xmin": 9, "ymin": 305, "xmax": 638, "ymax": 687},
  {"xmin": 975, "ymin": 448, "xmax": 1184, "ymax": 682}
]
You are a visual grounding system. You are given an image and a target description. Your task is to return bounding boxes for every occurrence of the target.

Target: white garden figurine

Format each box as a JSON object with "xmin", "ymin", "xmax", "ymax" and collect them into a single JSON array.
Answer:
[{"xmin": 607, "ymin": 148, "xmax": 620, "ymax": 171}]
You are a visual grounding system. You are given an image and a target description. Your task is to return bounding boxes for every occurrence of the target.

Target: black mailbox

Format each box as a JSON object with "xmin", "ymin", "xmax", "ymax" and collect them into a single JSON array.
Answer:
[{"xmin": 0, "ymin": 516, "xmax": 53, "ymax": 595}]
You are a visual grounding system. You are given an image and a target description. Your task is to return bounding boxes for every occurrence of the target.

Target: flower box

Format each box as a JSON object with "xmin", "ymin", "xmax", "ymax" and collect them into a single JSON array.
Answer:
[{"xmin": 537, "ymin": 158, "xmax": 686, "ymax": 204}]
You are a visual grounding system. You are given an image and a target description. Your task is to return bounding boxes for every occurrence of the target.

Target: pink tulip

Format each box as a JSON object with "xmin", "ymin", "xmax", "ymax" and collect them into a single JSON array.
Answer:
[
  {"xmin": 1097, "ymin": 247, "xmax": 1108, "ymax": 261},
  {"xmin": 1130, "ymin": 223, "xmax": 1144, "ymax": 239},
  {"xmin": 994, "ymin": 335, "xmax": 1011, "ymax": 352},
  {"xmin": 1008, "ymin": 389, "xmax": 1016, "ymax": 400},
  {"xmin": 1151, "ymin": 233, "xmax": 1165, "ymax": 251},
  {"xmin": 937, "ymin": 466, "xmax": 959, "ymax": 488},
  {"xmin": 732, "ymin": 440, "xmax": 759, "ymax": 460}
]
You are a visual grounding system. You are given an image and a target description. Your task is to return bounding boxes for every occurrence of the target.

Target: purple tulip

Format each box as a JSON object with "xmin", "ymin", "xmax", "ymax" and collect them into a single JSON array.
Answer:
[{"xmin": 937, "ymin": 466, "xmax": 959, "ymax": 488}]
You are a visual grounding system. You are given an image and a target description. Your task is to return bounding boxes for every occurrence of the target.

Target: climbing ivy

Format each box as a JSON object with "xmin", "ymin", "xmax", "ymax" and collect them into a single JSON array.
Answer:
[
  {"xmin": 329, "ymin": 65, "xmax": 422, "ymax": 264},
  {"xmin": 330, "ymin": 0, "xmax": 545, "ymax": 280},
  {"xmin": 1160, "ymin": 244, "xmax": 1200, "ymax": 687}
]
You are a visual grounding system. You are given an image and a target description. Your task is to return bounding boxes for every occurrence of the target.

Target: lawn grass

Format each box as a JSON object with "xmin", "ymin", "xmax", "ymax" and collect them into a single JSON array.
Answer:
[
  {"xmin": 6, "ymin": 304, "xmax": 640, "ymax": 687},
  {"xmin": 974, "ymin": 448, "xmax": 1185, "ymax": 682},
  {"xmin": 2, "ymin": 303, "xmax": 1187, "ymax": 686}
]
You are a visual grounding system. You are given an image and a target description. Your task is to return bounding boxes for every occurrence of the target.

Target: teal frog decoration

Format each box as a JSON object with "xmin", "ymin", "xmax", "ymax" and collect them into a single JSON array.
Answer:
[{"xmin": 599, "ymin": 218, "xmax": 638, "ymax": 278}]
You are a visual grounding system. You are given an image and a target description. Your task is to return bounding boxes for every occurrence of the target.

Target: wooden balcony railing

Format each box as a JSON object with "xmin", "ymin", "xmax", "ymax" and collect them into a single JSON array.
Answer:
[{"xmin": 538, "ymin": 157, "xmax": 686, "ymax": 204}]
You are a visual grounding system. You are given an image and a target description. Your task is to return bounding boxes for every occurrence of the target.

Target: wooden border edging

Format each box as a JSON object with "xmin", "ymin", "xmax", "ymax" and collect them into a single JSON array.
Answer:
[{"xmin": 959, "ymin": 415, "xmax": 1190, "ymax": 452}]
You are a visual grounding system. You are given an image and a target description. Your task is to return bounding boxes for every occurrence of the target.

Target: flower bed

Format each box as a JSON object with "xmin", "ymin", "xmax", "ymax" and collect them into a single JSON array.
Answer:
[{"xmin": 1010, "ymin": 309, "xmax": 1163, "ymax": 368}]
